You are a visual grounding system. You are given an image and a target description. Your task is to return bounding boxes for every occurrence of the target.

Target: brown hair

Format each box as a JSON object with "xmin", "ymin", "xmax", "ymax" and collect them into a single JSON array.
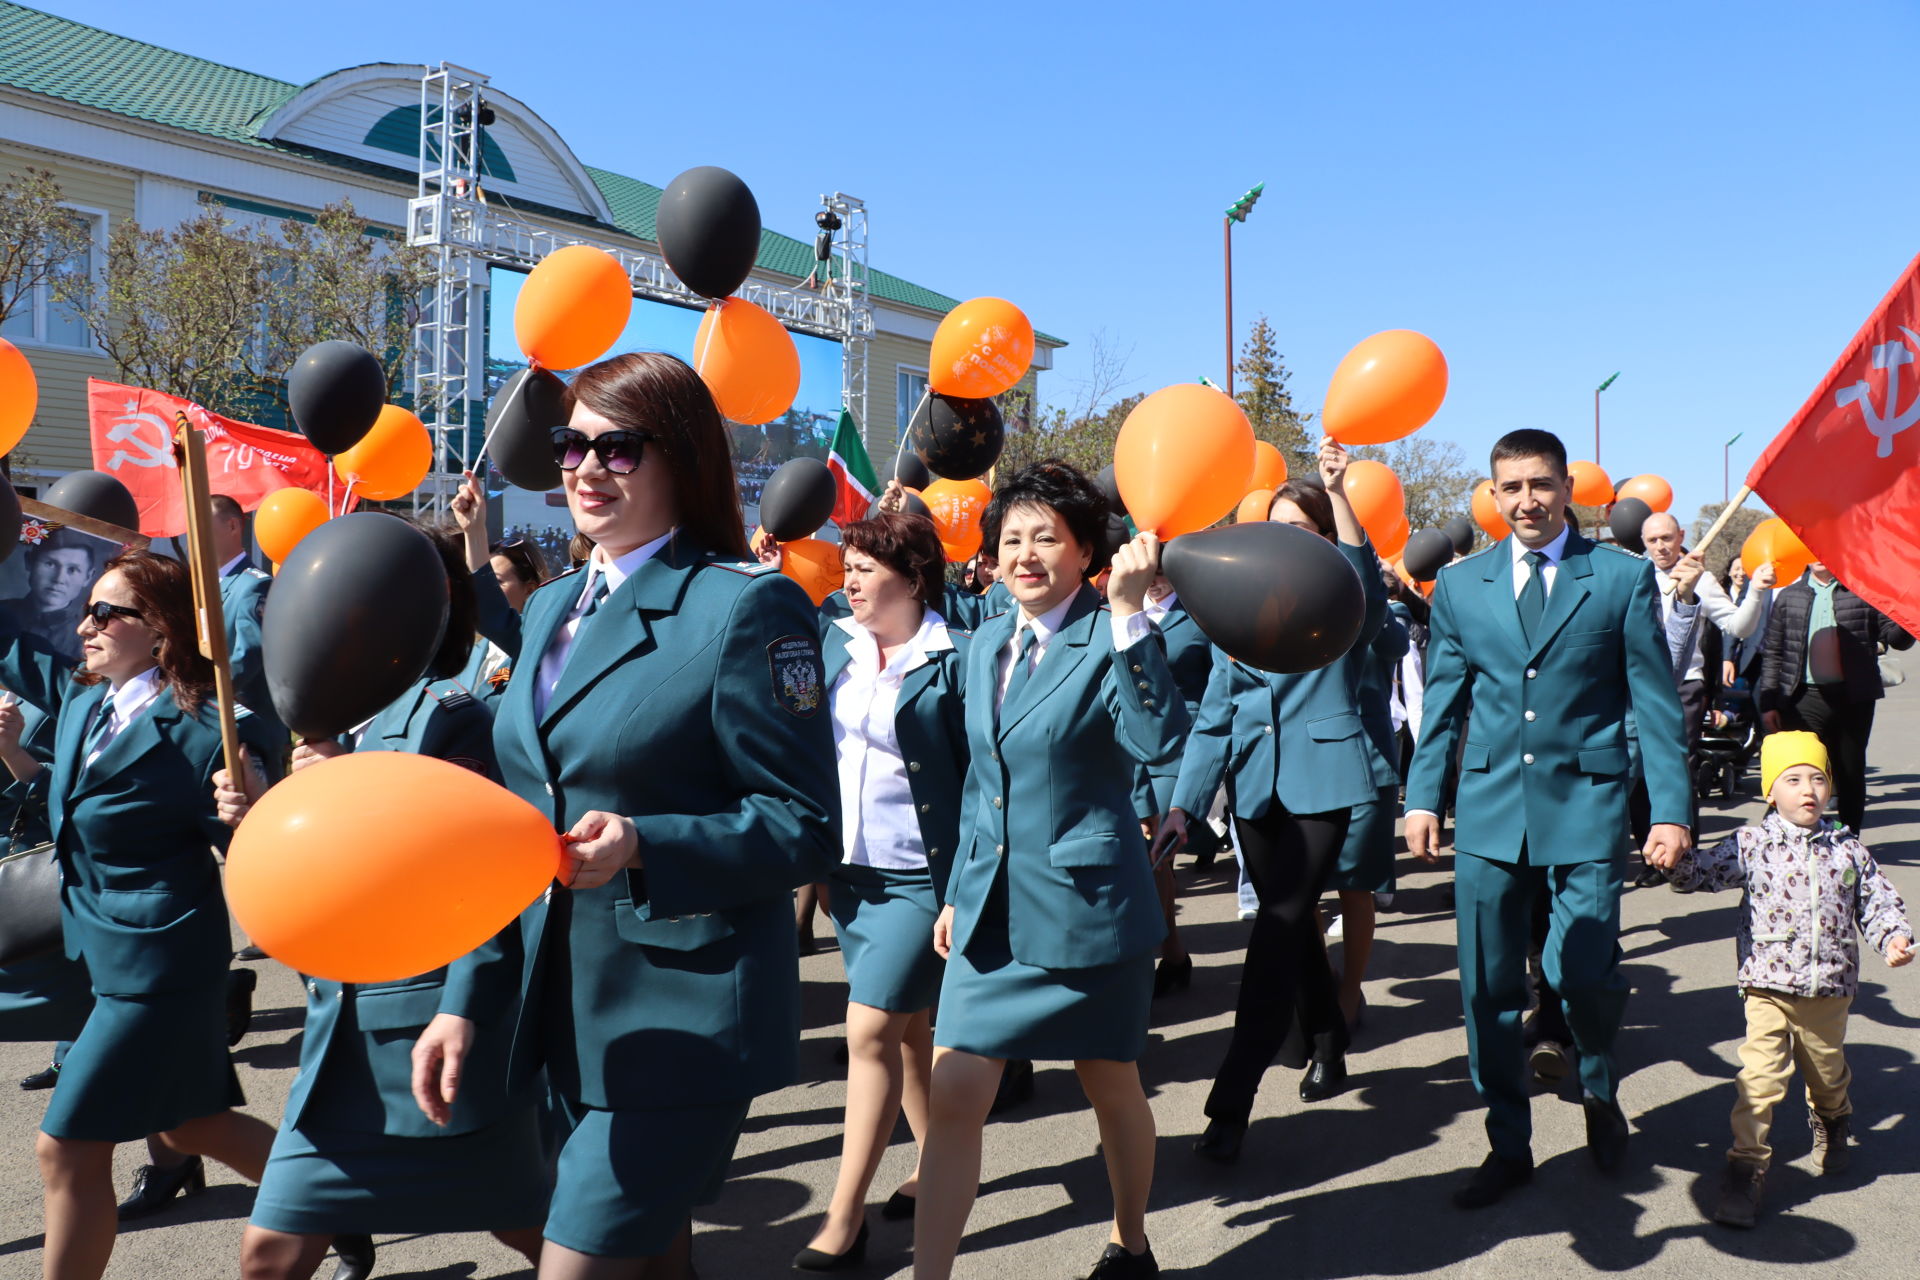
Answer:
[
  {"xmin": 489, "ymin": 537, "xmax": 550, "ymax": 587},
  {"xmin": 841, "ymin": 512, "xmax": 948, "ymax": 611},
  {"xmin": 72, "ymin": 551, "xmax": 213, "ymax": 713},
  {"xmin": 209, "ymin": 494, "xmax": 244, "ymax": 523},
  {"xmin": 416, "ymin": 521, "xmax": 478, "ymax": 681},
  {"xmin": 563, "ymin": 352, "xmax": 750, "ymax": 559},
  {"xmin": 1269, "ymin": 480, "xmax": 1336, "ymax": 539}
]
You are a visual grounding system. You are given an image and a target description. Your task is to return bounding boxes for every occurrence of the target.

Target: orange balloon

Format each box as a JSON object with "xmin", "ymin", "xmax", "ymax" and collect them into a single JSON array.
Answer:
[
  {"xmin": 1343, "ymin": 459, "xmax": 1405, "ymax": 543},
  {"xmin": 1568, "ymin": 460, "xmax": 1613, "ymax": 507},
  {"xmin": 928, "ymin": 298, "xmax": 1034, "ymax": 399},
  {"xmin": 1322, "ymin": 330, "xmax": 1449, "ymax": 446},
  {"xmin": 922, "ymin": 477, "xmax": 992, "ymax": 562},
  {"xmin": 1473, "ymin": 479, "xmax": 1507, "ymax": 542},
  {"xmin": 0, "ymin": 337, "xmax": 36, "ymax": 456},
  {"xmin": 693, "ymin": 298, "xmax": 801, "ymax": 425},
  {"xmin": 514, "ymin": 244, "xmax": 632, "ymax": 371},
  {"xmin": 779, "ymin": 537, "xmax": 844, "ymax": 606},
  {"xmin": 1249, "ymin": 441, "xmax": 1289, "ymax": 490},
  {"xmin": 1617, "ymin": 473, "xmax": 1673, "ymax": 513},
  {"xmin": 1235, "ymin": 488, "xmax": 1274, "ymax": 524},
  {"xmin": 1114, "ymin": 384, "xmax": 1256, "ymax": 538},
  {"xmin": 256, "ymin": 487, "xmax": 329, "ymax": 563},
  {"xmin": 333, "ymin": 405, "xmax": 432, "ymax": 501},
  {"xmin": 1376, "ymin": 514, "xmax": 1410, "ymax": 559},
  {"xmin": 1740, "ymin": 517, "xmax": 1815, "ymax": 584},
  {"xmin": 226, "ymin": 752, "xmax": 562, "ymax": 983}
]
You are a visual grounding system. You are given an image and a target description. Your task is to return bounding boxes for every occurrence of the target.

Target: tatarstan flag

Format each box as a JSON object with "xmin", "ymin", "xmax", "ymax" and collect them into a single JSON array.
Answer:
[
  {"xmin": 1748, "ymin": 252, "xmax": 1920, "ymax": 636},
  {"xmin": 826, "ymin": 409, "xmax": 877, "ymax": 527}
]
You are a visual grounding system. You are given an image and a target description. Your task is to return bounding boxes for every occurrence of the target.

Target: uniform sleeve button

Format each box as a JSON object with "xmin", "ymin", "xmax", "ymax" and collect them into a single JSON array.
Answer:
[
  {"xmin": 1526, "ymin": 668, "xmax": 1538, "ymax": 679},
  {"xmin": 1523, "ymin": 753, "xmax": 1535, "ymax": 765},
  {"xmin": 995, "ymin": 844, "xmax": 1005, "ymax": 855},
  {"xmin": 909, "ymin": 761, "xmax": 922, "ymax": 773},
  {"xmin": 920, "ymin": 803, "xmax": 932, "ymax": 813},
  {"xmin": 1524, "ymin": 710, "xmax": 1536, "ymax": 722}
]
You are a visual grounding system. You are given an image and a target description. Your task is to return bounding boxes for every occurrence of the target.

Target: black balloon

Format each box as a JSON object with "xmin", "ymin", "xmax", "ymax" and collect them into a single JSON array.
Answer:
[
  {"xmin": 1443, "ymin": 514, "xmax": 1476, "ymax": 556},
  {"xmin": 1609, "ymin": 497, "xmax": 1653, "ymax": 553},
  {"xmin": 44, "ymin": 470, "xmax": 140, "ymax": 531},
  {"xmin": 263, "ymin": 514, "xmax": 449, "ymax": 739},
  {"xmin": 0, "ymin": 473, "xmax": 19, "ymax": 565},
  {"xmin": 288, "ymin": 340, "xmax": 386, "ymax": 455},
  {"xmin": 1402, "ymin": 528, "xmax": 1454, "ymax": 582},
  {"xmin": 655, "ymin": 165, "xmax": 762, "ymax": 300},
  {"xmin": 893, "ymin": 449, "xmax": 933, "ymax": 492},
  {"xmin": 486, "ymin": 367, "xmax": 565, "ymax": 492},
  {"xmin": 1094, "ymin": 464, "xmax": 1127, "ymax": 519},
  {"xmin": 871, "ymin": 490, "xmax": 932, "ymax": 521},
  {"xmin": 1162, "ymin": 521, "xmax": 1366, "ymax": 674},
  {"xmin": 1099, "ymin": 513, "xmax": 1131, "ymax": 562},
  {"xmin": 909, "ymin": 393, "xmax": 1004, "ymax": 480},
  {"xmin": 758, "ymin": 457, "xmax": 837, "ymax": 542}
]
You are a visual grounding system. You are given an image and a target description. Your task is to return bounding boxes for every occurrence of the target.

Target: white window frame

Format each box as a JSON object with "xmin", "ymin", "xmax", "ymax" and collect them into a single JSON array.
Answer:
[
  {"xmin": 0, "ymin": 203, "xmax": 108, "ymax": 354},
  {"xmin": 896, "ymin": 364, "xmax": 929, "ymax": 440}
]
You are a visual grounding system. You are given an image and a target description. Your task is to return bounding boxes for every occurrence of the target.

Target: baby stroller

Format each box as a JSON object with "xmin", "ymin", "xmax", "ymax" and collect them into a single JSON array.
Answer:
[{"xmin": 1694, "ymin": 686, "xmax": 1759, "ymax": 799}]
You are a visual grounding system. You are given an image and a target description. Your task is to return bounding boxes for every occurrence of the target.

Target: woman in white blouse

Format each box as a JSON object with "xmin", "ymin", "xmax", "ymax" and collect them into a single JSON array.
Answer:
[{"xmin": 793, "ymin": 512, "xmax": 971, "ymax": 1271}]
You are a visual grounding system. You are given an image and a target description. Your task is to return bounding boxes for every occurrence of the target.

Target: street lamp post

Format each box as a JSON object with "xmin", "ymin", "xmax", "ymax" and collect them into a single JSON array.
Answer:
[
  {"xmin": 1224, "ymin": 182, "xmax": 1264, "ymax": 397},
  {"xmin": 1724, "ymin": 430, "xmax": 1744, "ymax": 504},
  {"xmin": 1595, "ymin": 371, "xmax": 1619, "ymax": 465}
]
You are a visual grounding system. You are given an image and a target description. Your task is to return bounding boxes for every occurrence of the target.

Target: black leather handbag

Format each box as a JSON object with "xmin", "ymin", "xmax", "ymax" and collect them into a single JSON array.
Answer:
[{"xmin": 0, "ymin": 802, "xmax": 62, "ymax": 966}]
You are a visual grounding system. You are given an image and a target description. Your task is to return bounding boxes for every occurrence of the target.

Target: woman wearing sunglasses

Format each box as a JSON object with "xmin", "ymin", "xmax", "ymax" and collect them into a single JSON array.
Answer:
[
  {"xmin": 413, "ymin": 351, "xmax": 839, "ymax": 1279},
  {"xmin": 0, "ymin": 552, "xmax": 280, "ymax": 1280}
]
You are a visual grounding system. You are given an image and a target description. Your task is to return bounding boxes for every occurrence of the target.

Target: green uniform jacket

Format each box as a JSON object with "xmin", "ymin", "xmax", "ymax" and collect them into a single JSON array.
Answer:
[
  {"xmin": 820, "ymin": 618, "xmax": 970, "ymax": 902},
  {"xmin": 1404, "ymin": 533, "xmax": 1690, "ymax": 864},
  {"xmin": 219, "ymin": 560, "xmax": 286, "ymax": 767},
  {"xmin": 1136, "ymin": 597, "xmax": 1217, "ymax": 818},
  {"xmin": 282, "ymin": 677, "xmax": 522, "ymax": 1138},
  {"xmin": 0, "ymin": 627, "xmax": 271, "ymax": 998},
  {"xmin": 1171, "ymin": 539, "xmax": 1389, "ymax": 820},
  {"xmin": 493, "ymin": 536, "xmax": 840, "ymax": 1110},
  {"xmin": 948, "ymin": 586, "xmax": 1188, "ymax": 970}
]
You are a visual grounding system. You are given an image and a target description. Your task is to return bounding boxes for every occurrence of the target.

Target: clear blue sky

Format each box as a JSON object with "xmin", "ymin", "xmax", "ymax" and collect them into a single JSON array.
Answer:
[{"xmin": 40, "ymin": 0, "xmax": 1920, "ymax": 527}]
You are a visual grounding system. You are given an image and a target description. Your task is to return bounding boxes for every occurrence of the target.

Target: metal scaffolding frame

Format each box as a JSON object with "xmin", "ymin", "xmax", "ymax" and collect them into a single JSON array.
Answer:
[{"xmin": 405, "ymin": 63, "xmax": 873, "ymax": 510}]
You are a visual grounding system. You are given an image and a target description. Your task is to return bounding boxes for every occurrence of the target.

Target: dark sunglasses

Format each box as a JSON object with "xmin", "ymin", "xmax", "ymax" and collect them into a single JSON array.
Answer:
[
  {"xmin": 550, "ymin": 427, "xmax": 654, "ymax": 476},
  {"xmin": 83, "ymin": 601, "xmax": 143, "ymax": 626}
]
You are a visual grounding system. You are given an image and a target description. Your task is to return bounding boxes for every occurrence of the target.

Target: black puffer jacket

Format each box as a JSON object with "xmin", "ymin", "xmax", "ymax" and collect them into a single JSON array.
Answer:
[{"xmin": 1758, "ymin": 575, "xmax": 1913, "ymax": 712}]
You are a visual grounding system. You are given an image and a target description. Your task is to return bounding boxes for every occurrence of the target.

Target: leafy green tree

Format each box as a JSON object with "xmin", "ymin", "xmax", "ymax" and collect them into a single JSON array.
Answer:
[
  {"xmin": 1352, "ymin": 435, "xmax": 1479, "ymax": 533},
  {"xmin": 1690, "ymin": 500, "xmax": 1770, "ymax": 579},
  {"xmin": 0, "ymin": 166, "xmax": 94, "ymax": 331},
  {"xmin": 1236, "ymin": 315, "xmax": 1314, "ymax": 466}
]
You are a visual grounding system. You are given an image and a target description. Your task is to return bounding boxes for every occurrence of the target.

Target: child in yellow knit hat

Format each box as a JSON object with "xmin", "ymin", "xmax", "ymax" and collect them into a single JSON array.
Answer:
[{"xmin": 1661, "ymin": 731, "xmax": 1912, "ymax": 1229}]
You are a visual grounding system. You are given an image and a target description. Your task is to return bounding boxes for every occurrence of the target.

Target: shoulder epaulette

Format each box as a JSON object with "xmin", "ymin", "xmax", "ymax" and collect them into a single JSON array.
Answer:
[
  {"xmin": 711, "ymin": 558, "xmax": 782, "ymax": 577},
  {"xmin": 426, "ymin": 681, "xmax": 477, "ymax": 711},
  {"xmin": 541, "ymin": 566, "xmax": 586, "ymax": 589},
  {"xmin": 1594, "ymin": 541, "xmax": 1644, "ymax": 558},
  {"xmin": 243, "ymin": 567, "xmax": 270, "ymax": 581},
  {"xmin": 1446, "ymin": 542, "xmax": 1504, "ymax": 572}
]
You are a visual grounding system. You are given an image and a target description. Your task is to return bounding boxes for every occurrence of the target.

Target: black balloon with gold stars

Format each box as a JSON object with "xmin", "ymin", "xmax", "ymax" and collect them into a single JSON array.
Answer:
[{"xmin": 909, "ymin": 392, "xmax": 1005, "ymax": 480}]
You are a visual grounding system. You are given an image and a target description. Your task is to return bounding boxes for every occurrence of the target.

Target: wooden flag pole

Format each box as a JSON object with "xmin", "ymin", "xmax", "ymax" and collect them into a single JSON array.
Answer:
[
  {"xmin": 1660, "ymin": 484, "xmax": 1754, "ymax": 597},
  {"xmin": 172, "ymin": 411, "xmax": 244, "ymax": 782}
]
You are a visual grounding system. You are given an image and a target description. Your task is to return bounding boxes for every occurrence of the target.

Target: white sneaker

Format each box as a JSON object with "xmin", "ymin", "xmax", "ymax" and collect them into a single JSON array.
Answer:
[
  {"xmin": 1325, "ymin": 913, "xmax": 1345, "ymax": 941},
  {"xmin": 1237, "ymin": 907, "xmax": 1258, "ymax": 921}
]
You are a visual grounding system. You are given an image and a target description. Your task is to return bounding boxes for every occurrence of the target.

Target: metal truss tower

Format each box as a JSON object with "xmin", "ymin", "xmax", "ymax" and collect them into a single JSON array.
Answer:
[{"xmin": 405, "ymin": 63, "xmax": 873, "ymax": 509}]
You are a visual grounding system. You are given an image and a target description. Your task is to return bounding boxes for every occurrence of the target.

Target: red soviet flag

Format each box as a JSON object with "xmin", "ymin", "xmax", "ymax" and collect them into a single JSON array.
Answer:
[
  {"xmin": 86, "ymin": 379, "xmax": 345, "ymax": 537},
  {"xmin": 1748, "ymin": 252, "xmax": 1920, "ymax": 636}
]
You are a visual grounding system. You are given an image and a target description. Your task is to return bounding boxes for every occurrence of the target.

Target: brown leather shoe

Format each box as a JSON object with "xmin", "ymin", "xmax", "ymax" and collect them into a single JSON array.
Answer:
[
  {"xmin": 1711, "ymin": 1159, "xmax": 1765, "ymax": 1228},
  {"xmin": 1810, "ymin": 1112, "xmax": 1852, "ymax": 1175}
]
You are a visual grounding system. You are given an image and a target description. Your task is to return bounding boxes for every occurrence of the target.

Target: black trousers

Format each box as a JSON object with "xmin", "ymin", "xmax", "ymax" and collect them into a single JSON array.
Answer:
[
  {"xmin": 1783, "ymin": 684, "xmax": 1877, "ymax": 832},
  {"xmin": 1208, "ymin": 804, "xmax": 1351, "ymax": 1123}
]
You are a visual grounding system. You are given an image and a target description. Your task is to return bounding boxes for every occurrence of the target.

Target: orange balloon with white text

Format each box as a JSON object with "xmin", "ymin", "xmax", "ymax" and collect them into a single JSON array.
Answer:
[
  {"xmin": 1568, "ymin": 461, "xmax": 1613, "ymax": 507},
  {"xmin": 1322, "ymin": 330, "xmax": 1448, "ymax": 446},
  {"xmin": 333, "ymin": 405, "xmax": 432, "ymax": 501},
  {"xmin": 0, "ymin": 337, "xmax": 37, "ymax": 455},
  {"xmin": 928, "ymin": 298, "xmax": 1034, "ymax": 399},
  {"xmin": 1473, "ymin": 479, "xmax": 1507, "ymax": 542},
  {"xmin": 514, "ymin": 244, "xmax": 632, "ymax": 371},
  {"xmin": 922, "ymin": 477, "xmax": 992, "ymax": 562},
  {"xmin": 226, "ymin": 752, "xmax": 563, "ymax": 983},
  {"xmin": 1114, "ymin": 384, "xmax": 1256, "ymax": 538},
  {"xmin": 256, "ymin": 488, "xmax": 329, "ymax": 563},
  {"xmin": 693, "ymin": 298, "xmax": 801, "ymax": 425},
  {"xmin": 1616, "ymin": 473, "xmax": 1673, "ymax": 513}
]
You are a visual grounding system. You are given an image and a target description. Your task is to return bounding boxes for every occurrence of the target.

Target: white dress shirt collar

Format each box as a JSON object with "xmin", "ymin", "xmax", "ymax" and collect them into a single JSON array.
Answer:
[
  {"xmin": 219, "ymin": 553, "xmax": 249, "ymax": 577},
  {"xmin": 1510, "ymin": 524, "xmax": 1571, "ymax": 569},
  {"xmin": 835, "ymin": 609, "xmax": 954, "ymax": 680},
  {"xmin": 105, "ymin": 666, "xmax": 166, "ymax": 719},
  {"xmin": 1015, "ymin": 593, "xmax": 1079, "ymax": 648},
  {"xmin": 577, "ymin": 529, "xmax": 676, "ymax": 609},
  {"xmin": 1143, "ymin": 589, "xmax": 1179, "ymax": 624}
]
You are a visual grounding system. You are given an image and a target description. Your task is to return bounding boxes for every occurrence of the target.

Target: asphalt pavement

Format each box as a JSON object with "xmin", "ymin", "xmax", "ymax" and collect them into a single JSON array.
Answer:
[{"xmin": 3, "ymin": 676, "xmax": 1917, "ymax": 1278}]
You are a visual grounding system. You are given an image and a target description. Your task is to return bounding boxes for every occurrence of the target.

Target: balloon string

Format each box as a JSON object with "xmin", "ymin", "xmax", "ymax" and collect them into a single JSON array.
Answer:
[
  {"xmin": 473, "ymin": 365, "xmax": 534, "ymax": 474},
  {"xmin": 693, "ymin": 299, "xmax": 722, "ymax": 378},
  {"xmin": 895, "ymin": 384, "xmax": 931, "ymax": 482},
  {"xmin": 326, "ymin": 467, "xmax": 335, "ymax": 518},
  {"xmin": 339, "ymin": 476, "xmax": 357, "ymax": 516}
]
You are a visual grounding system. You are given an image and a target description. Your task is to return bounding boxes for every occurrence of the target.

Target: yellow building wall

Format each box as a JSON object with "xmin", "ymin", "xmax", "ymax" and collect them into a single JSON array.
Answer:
[{"xmin": 1, "ymin": 148, "xmax": 133, "ymax": 482}]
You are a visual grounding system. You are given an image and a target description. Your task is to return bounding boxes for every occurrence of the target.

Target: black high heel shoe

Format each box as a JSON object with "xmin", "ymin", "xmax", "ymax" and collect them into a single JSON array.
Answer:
[
  {"xmin": 792, "ymin": 1221, "xmax": 868, "ymax": 1271},
  {"xmin": 880, "ymin": 1190, "xmax": 916, "ymax": 1221},
  {"xmin": 1152, "ymin": 954, "xmax": 1193, "ymax": 998},
  {"xmin": 330, "ymin": 1234, "xmax": 375, "ymax": 1280},
  {"xmin": 116, "ymin": 1154, "xmax": 207, "ymax": 1221}
]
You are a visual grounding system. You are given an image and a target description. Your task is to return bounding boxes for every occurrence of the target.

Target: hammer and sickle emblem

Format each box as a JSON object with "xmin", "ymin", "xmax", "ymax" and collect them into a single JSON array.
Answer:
[
  {"xmin": 104, "ymin": 412, "xmax": 176, "ymax": 470},
  {"xmin": 1836, "ymin": 327, "xmax": 1920, "ymax": 458}
]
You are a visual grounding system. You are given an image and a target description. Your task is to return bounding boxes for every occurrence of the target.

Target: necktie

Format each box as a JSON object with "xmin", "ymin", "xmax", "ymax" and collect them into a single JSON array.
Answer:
[
  {"xmin": 83, "ymin": 701, "xmax": 116, "ymax": 765},
  {"xmin": 998, "ymin": 627, "xmax": 1038, "ymax": 722},
  {"xmin": 1517, "ymin": 550, "xmax": 1548, "ymax": 643},
  {"xmin": 575, "ymin": 575, "xmax": 611, "ymax": 630}
]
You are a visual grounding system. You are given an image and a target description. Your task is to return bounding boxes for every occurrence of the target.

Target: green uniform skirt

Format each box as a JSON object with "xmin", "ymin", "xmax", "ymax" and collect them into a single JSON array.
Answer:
[
  {"xmin": 41, "ymin": 987, "xmax": 242, "ymax": 1141},
  {"xmin": 829, "ymin": 862, "xmax": 943, "ymax": 1013}
]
